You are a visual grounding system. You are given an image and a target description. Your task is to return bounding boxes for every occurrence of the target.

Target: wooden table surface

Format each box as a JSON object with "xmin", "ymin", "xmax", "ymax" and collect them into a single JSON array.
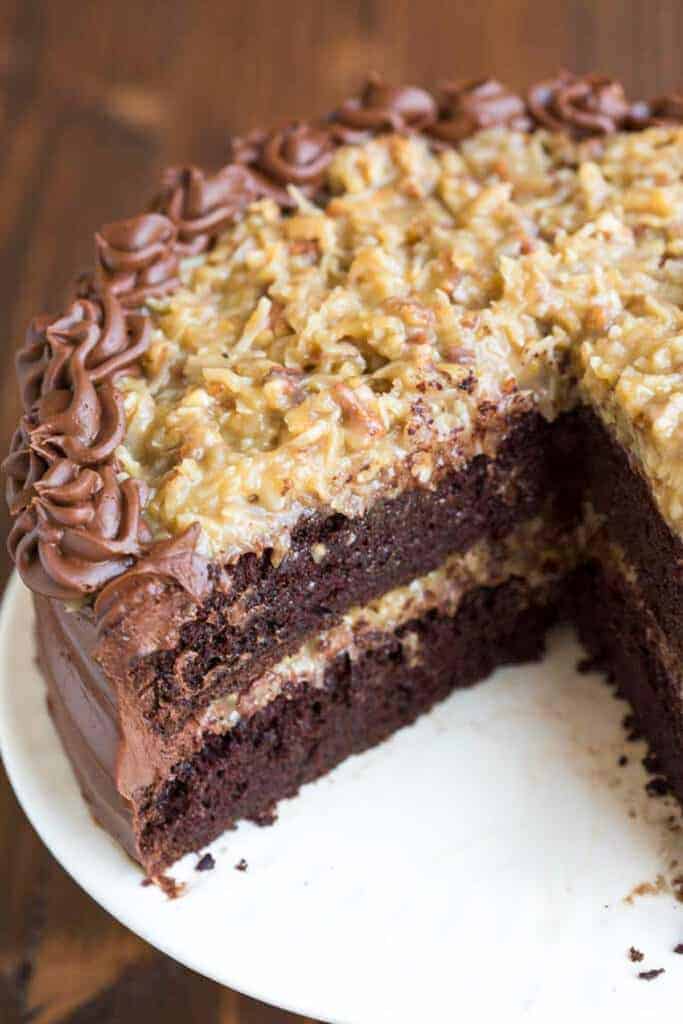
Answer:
[{"xmin": 1, "ymin": 1, "xmax": 682, "ymax": 1020}]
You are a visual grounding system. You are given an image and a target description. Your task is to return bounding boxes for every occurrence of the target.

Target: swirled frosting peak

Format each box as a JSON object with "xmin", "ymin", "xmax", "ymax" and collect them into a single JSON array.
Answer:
[
  {"xmin": 22, "ymin": 298, "xmax": 148, "ymax": 464},
  {"xmin": 429, "ymin": 79, "xmax": 530, "ymax": 142},
  {"xmin": 332, "ymin": 74, "xmax": 437, "ymax": 141},
  {"xmin": 154, "ymin": 163, "xmax": 261, "ymax": 255},
  {"xmin": 229, "ymin": 121, "xmax": 335, "ymax": 202},
  {"xmin": 527, "ymin": 70, "xmax": 634, "ymax": 136},
  {"xmin": 94, "ymin": 213, "xmax": 180, "ymax": 307},
  {"xmin": 3, "ymin": 294, "xmax": 152, "ymax": 598},
  {"xmin": 7, "ymin": 458, "xmax": 148, "ymax": 600}
]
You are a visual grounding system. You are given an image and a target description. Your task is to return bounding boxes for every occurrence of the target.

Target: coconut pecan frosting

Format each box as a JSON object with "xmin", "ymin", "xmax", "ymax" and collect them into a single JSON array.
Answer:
[{"xmin": 5, "ymin": 71, "xmax": 683, "ymax": 607}]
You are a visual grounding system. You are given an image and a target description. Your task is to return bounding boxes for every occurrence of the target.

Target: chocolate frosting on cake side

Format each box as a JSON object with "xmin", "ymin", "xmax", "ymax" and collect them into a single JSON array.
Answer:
[{"xmin": 4, "ymin": 71, "xmax": 683, "ymax": 611}]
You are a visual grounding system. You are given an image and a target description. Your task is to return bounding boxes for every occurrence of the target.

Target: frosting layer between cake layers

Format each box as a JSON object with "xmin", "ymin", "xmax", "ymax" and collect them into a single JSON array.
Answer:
[{"xmin": 37, "ymin": 513, "xmax": 575, "ymax": 869}]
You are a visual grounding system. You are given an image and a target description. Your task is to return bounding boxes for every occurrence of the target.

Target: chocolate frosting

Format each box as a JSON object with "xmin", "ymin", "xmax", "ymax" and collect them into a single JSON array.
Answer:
[
  {"xmin": 229, "ymin": 121, "xmax": 335, "ymax": 203},
  {"xmin": 634, "ymin": 93, "xmax": 683, "ymax": 128},
  {"xmin": 5, "ymin": 70, "xmax": 683, "ymax": 607},
  {"xmin": 4, "ymin": 422, "xmax": 47, "ymax": 516},
  {"xmin": 332, "ymin": 74, "xmax": 437, "ymax": 143},
  {"xmin": 94, "ymin": 523, "xmax": 210, "ymax": 631},
  {"xmin": 94, "ymin": 213, "xmax": 181, "ymax": 306},
  {"xmin": 3, "ymin": 295, "xmax": 151, "ymax": 599},
  {"xmin": 527, "ymin": 70, "xmax": 634, "ymax": 137},
  {"xmin": 17, "ymin": 297, "xmax": 149, "ymax": 463},
  {"xmin": 73, "ymin": 214, "xmax": 181, "ymax": 310},
  {"xmin": 8, "ymin": 462, "xmax": 147, "ymax": 600},
  {"xmin": 429, "ymin": 79, "xmax": 530, "ymax": 143},
  {"xmin": 154, "ymin": 163, "xmax": 262, "ymax": 255}
]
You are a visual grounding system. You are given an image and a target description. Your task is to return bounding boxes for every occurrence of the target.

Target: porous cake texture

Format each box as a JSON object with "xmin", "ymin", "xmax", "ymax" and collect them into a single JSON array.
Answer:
[{"xmin": 7, "ymin": 72, "xmax": 683, "ymax": 874}]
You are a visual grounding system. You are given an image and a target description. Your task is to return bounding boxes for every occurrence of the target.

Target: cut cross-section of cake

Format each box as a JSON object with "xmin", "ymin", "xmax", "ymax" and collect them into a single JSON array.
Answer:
[{"xmin": 7, "ymin": 72, "xmax": 683, "ymax": 875}]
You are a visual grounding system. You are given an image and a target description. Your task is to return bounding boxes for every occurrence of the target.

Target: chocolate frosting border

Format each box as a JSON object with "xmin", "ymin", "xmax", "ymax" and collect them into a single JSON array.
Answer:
[{"xmin": 5, "ymin": 70, "xmax": 683, "ymax": 608}]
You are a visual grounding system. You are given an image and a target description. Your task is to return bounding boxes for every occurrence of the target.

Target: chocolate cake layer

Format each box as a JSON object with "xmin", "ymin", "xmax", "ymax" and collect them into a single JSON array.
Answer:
[
  {"xmin": 577, "ymin": 407, "xmax": 683, "ymax": 660},
  {"xmin": 97, "ymin": 407, "xmax": 583, "ymax": 736},
  {"xmin": 570, "ymin": 560, "xmax": 683, "ymax": 808},
  {"xmin": 136, "ymin": 577, "xmax": 560, "ymax": 874}
]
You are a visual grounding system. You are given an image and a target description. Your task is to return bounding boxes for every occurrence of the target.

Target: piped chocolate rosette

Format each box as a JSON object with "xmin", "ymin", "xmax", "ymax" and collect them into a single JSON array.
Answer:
[
  {"xmin": 428, "ymin": 79, "xmax": 531, "ymax": 142},
  {"xmin": 5, "ymin": 297, "xmax": 151, "ymax": 600},
  {"xmin": 331, "ymin": 74, "xmax": 438, "ymax": 142},
  {"xmin": 228, "ymin": 121, "xmax": 336, "ymax": 205}
]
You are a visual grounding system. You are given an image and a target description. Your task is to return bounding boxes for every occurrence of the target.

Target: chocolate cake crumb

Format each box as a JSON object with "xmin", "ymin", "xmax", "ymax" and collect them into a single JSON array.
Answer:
[
  {"xmin": 645, "ymin": 777, "xmax": 671, "ymax": 798},
  {"xmin": 674, "ymin": 944, "xmax": 683, "ymax": 954},
  {"xmin": 195, "ymin": 853, "xmax": 215, "ymax": 872},
  {"xmin": 638, "ymin": 968, "xmax": 665, "ymax": 981},
  {"xmin": 153, "ymin": 874, "xmax": 185, "ymax": 899},
  {"xmin": 618, "ymin": 755, "xmax": 628, "ymax": 766},
  {"xmin": 576, "ymin": 656, "xmax": 598, "ymax": 674},
  {"xmin": 250, "ymin": 806, "xmax": 278, "ymax": 826},
  {"xmin": 235, "ymin": 858, "xmax": 248, "ymax": 872},
  {"xmin": 624, "ymin": 875, "xmax": 668, "ymax": 903},
  {"xmin": 628, "ymin": 947, "xmax": 644, "ymax": 962}
]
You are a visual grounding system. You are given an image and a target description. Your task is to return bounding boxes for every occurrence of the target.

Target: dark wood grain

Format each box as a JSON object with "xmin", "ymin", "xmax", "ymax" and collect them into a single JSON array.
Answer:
[{"xmin": 1, "ymin": 1, "xmax": 682, "ymax": 1019}]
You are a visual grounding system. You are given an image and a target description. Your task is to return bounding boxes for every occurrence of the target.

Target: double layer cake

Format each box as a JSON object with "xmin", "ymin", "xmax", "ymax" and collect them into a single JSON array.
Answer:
[{"xmin": 7, "ymin": 72, "xmax": 683, "ymax": 874}]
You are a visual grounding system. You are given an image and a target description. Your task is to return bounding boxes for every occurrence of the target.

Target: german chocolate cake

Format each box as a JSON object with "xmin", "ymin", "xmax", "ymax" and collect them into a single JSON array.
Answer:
[{"xmin": 7, "ymin": 72, "xmax": 683, "ymax": 875}]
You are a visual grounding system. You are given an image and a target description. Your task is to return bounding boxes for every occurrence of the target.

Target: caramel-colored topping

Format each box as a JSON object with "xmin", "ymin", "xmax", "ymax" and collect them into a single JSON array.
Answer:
[
  {"xmin": 118, "ymin": 127, "xmax": 683, "ymax": 560},
  {"xmin": 117, "ymin": 134, "xmax": 561, "ymax": 559}
]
